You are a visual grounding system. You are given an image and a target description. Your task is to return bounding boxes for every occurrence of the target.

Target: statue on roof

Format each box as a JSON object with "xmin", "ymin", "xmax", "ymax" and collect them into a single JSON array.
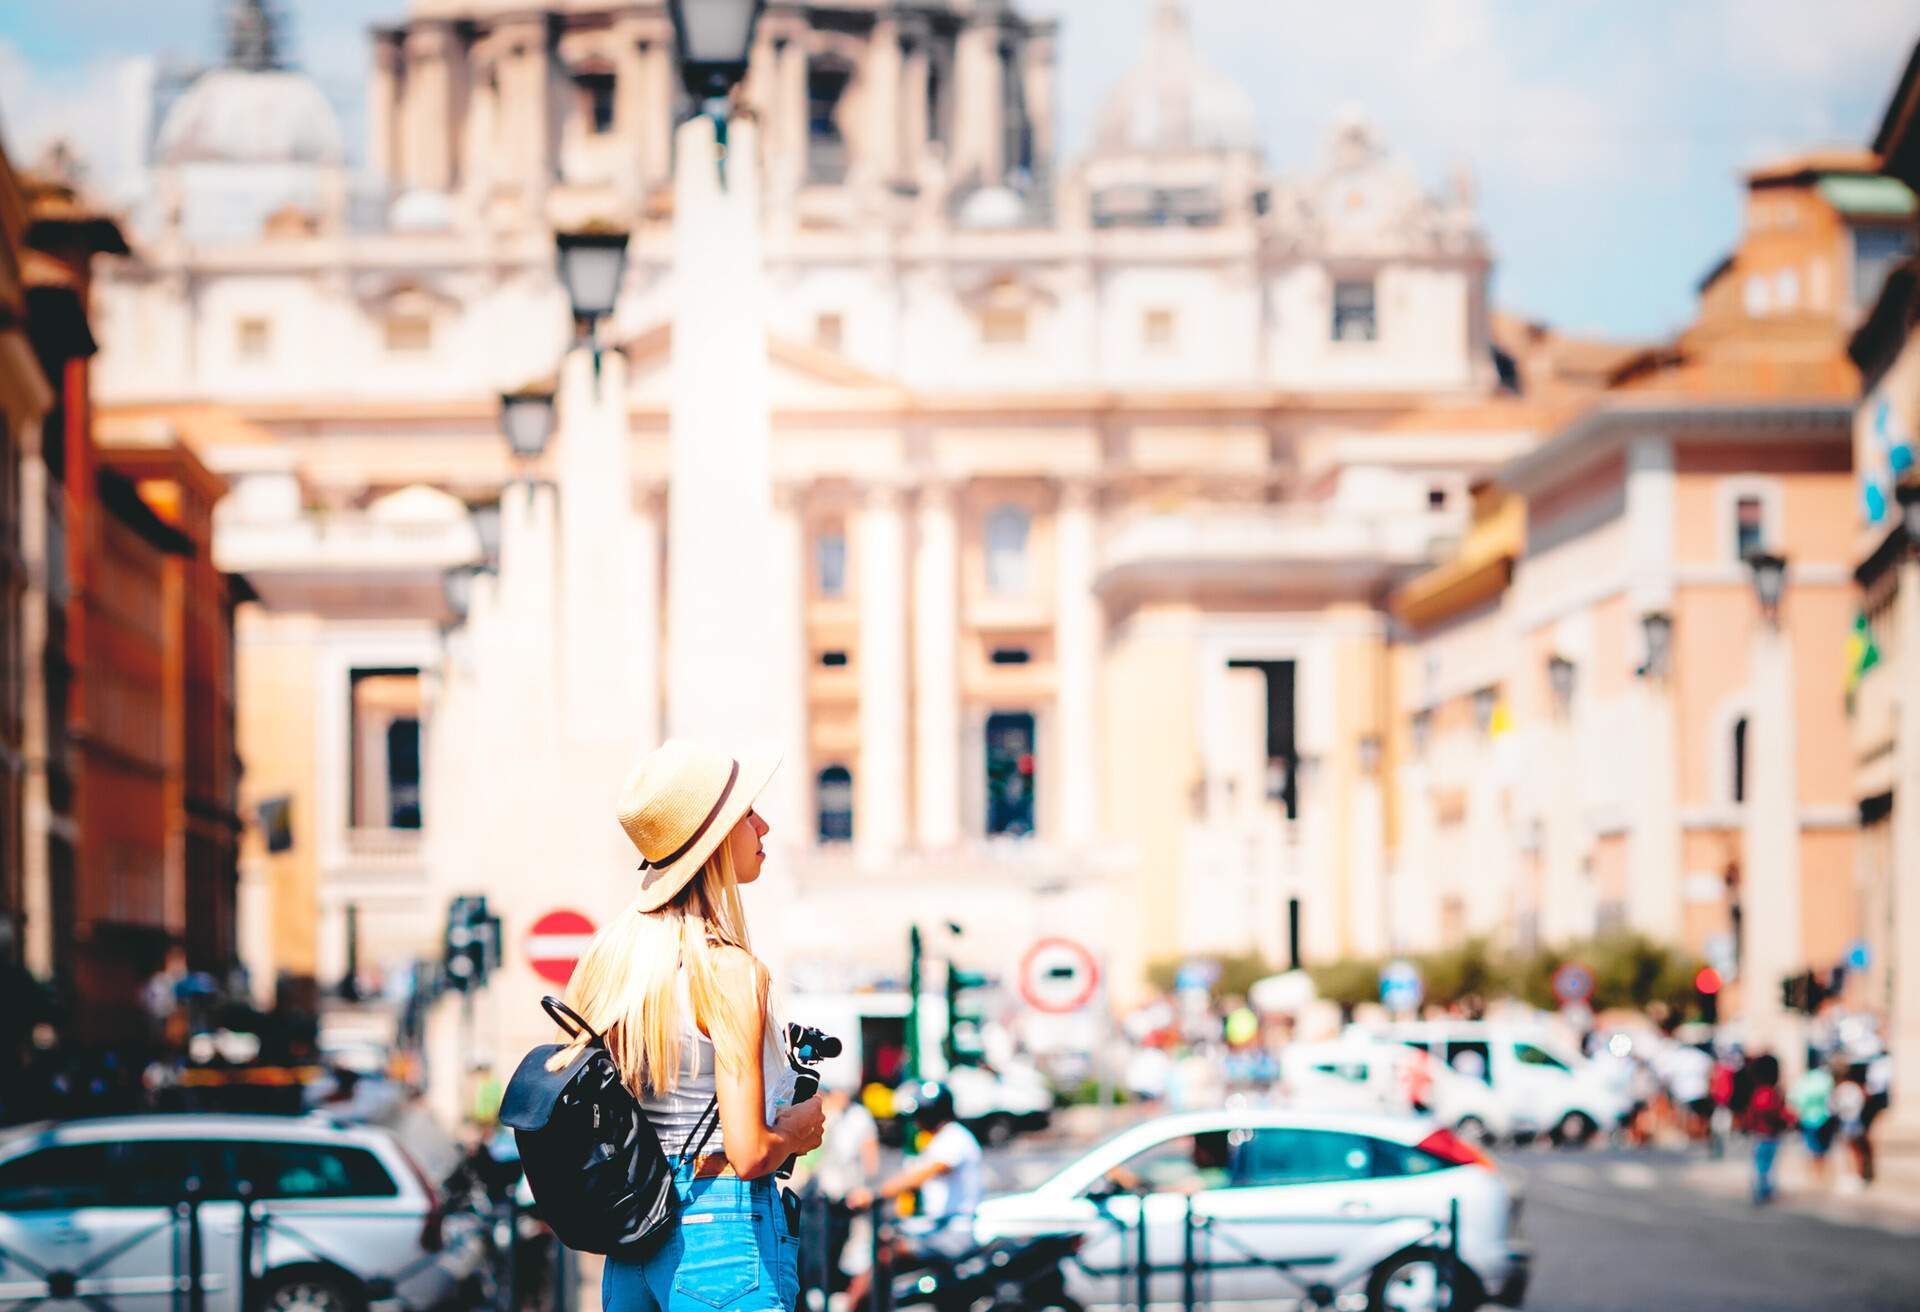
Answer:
[{"xmin": 225, "ymin": 0, "xmax": 284, "ymax": 72}]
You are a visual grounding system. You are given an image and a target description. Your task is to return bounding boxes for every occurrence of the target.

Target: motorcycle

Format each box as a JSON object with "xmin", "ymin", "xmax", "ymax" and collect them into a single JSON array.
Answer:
[{"xmin": 887, "ymin": 1231, "xmax": 1087, "ymax": 1312}]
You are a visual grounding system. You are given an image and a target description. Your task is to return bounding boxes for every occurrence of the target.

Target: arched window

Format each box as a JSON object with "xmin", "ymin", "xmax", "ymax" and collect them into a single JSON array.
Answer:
[
  {"xmin": 817, "ymin": 765, "xmax": 853, "ymax": 844},
  {"xmin": 1731, "ymin": 717, "xmax": 1748, "ymax": 804},
  {"xmin": 984, "ymin": 504, "xmax": 1029, "ymax": 596}
]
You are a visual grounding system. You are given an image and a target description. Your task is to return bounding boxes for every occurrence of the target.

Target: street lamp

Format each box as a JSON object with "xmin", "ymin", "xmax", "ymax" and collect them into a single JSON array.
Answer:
[
  {"xmin": 667, "ymin": 0, "xmax": 766, "ymax": 110},
  {"xmin": 1637, "ymin": 611, "xmax": 1673, "ymax": 679},
  {"xmin": 1547, "ymin": 655, "xmax": 1576, "ymax": 713},
  {"xmin": 1745, "ymin": 551, "xmax": 1788, "ymax": 627},
  {"xmin": 442, "ymin": 564, "xmax": 482, "ymax": 623},
  {"xmin": 555, "ymin": 229, "xmax": 630, "ymax": 353},
  {"xmin": 468, "ymin": 498, "xmax": 502, "ymax": 563},
  {"xmin": 499, "ymin": 385, "xmax": 557, "ymax": 463}
]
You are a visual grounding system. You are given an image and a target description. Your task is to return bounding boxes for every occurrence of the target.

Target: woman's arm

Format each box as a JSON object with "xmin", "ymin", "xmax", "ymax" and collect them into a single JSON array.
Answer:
[{"xmin": 703, "ymin": 947, "xmax": 824, "ymax": 1178}]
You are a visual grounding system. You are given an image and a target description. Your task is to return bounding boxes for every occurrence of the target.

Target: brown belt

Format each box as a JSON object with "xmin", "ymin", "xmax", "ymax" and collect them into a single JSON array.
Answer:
[{"xmin": 687, "ymin": 1154, "xmax": 736, "ymax": 1179}]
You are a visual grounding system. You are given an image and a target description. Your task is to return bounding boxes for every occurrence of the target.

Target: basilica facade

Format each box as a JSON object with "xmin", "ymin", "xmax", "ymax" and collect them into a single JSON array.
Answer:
[{"xmin": 93, "ymin": 0, "xmax": 1571, "ymax": 1017}]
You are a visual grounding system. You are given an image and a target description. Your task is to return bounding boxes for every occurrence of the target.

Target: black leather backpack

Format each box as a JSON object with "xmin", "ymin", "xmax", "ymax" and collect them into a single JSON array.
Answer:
[{"xmin": 499, "ymin": 997, "xmax": 717, "ymax": 1258}]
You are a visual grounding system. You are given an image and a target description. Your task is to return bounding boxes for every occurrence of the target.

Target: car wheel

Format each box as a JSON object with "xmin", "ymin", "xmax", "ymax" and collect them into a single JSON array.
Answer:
[
  {"xmin": 1551, "ymin": 1111, "xmax": 1598, "ymax": 1148},
  {"xmin": 1367, "ymin": 1248, "xmax": 1482, "ymax": 1312},
  {"xmin": 980, "ymin": 1113, "xmax": 1016, "ymax": 1147},
  {"xmin": 1454, "ymin": 1115, "xmax": 1491, "ymax": 1146},
  {"xmin": 257, "ymin": 1269, "xmax": 364, "ymax": 1312}
]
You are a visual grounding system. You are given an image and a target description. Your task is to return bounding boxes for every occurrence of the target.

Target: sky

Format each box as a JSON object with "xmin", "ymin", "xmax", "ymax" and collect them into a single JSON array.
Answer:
[{"xmin": 1, "ymin": 0, "xmax": 1915, "ymax": 341}]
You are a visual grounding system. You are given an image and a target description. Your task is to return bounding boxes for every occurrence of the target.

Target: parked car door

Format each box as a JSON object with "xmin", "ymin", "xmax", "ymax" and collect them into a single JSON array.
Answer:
[
  {"xmin": 0, "ymin": 1138, "xmax": 239, "ymax": 1312},
  {"xmin": 230, "ymin": 1137, "xmax": 428, "ymax": 1306},
  {"xmin": 1059, "ymin": 1130, "xmax": 1228, "ymax": 1308},
  {"xmin": 1506, "ymin": 1039, "xmax": 1580, "ymax": 1128}
]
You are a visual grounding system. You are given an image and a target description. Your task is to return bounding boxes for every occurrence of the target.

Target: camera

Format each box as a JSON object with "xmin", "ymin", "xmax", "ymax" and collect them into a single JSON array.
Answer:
[{"xmin": 777, "ymin": 1023, "xmax": 841, "ymax": 1178}]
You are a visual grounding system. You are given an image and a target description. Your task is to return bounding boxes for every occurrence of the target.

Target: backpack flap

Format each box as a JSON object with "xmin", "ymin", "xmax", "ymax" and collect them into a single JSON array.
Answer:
[{"xmin": 500, "ymin": 1043, "xmax": 583, "ymax": 1132}]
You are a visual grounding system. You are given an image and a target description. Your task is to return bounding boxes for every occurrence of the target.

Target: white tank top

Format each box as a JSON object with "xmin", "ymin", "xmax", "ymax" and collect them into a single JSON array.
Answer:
[{"xmin": 637, "ymin": 967, "xmax": 797, "ymax": 1161}]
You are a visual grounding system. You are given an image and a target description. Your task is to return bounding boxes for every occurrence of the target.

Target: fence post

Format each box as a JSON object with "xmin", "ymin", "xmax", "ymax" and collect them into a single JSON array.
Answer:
[
  {"xmin": 494, "ymin": 1191, "xmax": 517, "ymax": 1312},
  {"xmin": 1444, "ymin": 1198, "xmax": 1460, "ymax": 1309},
  {"xmin": 866, "ymin": 1200, "xmax": 890, "ymax": 1312},
  {"xmin": 236, "ymin": 1182, "xmax": 256, "ymax": 1312},
  {"xmin": 1133, "ymin": 1196, "xmax": 1151, "ymax": 1312},
  {"xmin": 1181, "ymin": 1193, "xmax": 1197, "ymax": 1312}
]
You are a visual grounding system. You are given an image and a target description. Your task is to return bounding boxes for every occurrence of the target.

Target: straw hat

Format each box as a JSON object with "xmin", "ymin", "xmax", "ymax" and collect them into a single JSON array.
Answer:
[{"xmin": 617, "ymin": 739, "xmax": 782, "ymax": 912}]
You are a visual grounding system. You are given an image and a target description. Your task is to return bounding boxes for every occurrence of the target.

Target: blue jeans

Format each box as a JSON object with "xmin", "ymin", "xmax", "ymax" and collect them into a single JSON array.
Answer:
[
  {"xmin": 603, "ymin": 1166, "xmax": 799, "ymax": 1312},
  {"xmin": 1753, "ymin": 1137, "xmax": 1779, "ymax": 1203}
]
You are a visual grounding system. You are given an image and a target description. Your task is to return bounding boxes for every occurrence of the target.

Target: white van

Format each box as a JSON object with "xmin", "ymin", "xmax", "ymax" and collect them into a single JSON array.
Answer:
[
  {"xmin": 1280, "ymin": 1038, "xmax": 1513, "ymax": 1144},
  {"xmin": 1373, "ymin": 1021, "xmax": 1628, "ymax": 1145}
]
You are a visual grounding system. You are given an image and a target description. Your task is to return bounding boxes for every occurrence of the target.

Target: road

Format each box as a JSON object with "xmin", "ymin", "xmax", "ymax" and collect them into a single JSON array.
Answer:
[
  {"xmin": 971, "ymin": 1126, "xmax": 1920, "ymax": 1311},
  {"xmin": 1494, "ymin": 1147, "xmax": 1920, "ymax": 1311}
]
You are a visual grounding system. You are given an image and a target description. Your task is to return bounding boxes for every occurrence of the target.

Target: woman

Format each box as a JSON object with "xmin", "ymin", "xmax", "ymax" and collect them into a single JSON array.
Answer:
[
  {"xmin": 1744, "ymin": 1053, "xmax": 1792, "ymax": 1205},
  {"xmin": 555, "ymin": 739, "xmax": 825, "ymax": 1312}
]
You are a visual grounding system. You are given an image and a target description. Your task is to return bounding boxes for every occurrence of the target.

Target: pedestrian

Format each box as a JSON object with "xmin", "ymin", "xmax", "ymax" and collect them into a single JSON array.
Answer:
[
  {"xmin": 1744, "ymin": 1054, "xmax": 1791, "ymax": 1205},
  {"xmin": 1788, "ymin": 1058, "xmax": 1836, "ymax": 1187},
  {"xmin": 844, "ymin": 1081, "xmax": 985, "ymax": 1308},
  {"xmin": 806, "ymin": 1081, "xmax": 881, "ymax": 1296},
  {"xmin": 559, "ymin": 739, "xmax": 826, "ymax": 1312},
  {"xmin": 1830, "ymin": 1057, "xmax": 1870, "ymax": 1194},
  {"xmin": 1861, "ymin": 1048, "xmax": 1891, "ymax": 1184}
]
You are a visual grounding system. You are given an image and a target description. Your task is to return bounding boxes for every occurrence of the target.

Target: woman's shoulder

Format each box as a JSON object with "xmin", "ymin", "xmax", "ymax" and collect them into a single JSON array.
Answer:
[{"xmin": 703, "ymin": 943, "xmax": 770, "ymax": 993}]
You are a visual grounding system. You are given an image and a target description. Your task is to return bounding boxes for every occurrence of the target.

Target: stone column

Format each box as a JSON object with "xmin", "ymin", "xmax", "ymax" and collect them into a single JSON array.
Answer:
[
  {"xmin": 1346, "ymin": 747, "xmax": 1387, "ymax": 957},
  {"xmin": 667, "ymin": 116, "xmax": 777, "ymax": 746},
  {"xmin": 899, "ymin": 33, "xmax": 929, "ymax": 169},
  {"xmin": 403, "ymin": 20, "xmax": 458, "ymax": 192},
  {"xmin": 1021, "ymin": 31, "xmax": 1057, "ymax": 181},
  {"xmin": 1741, "ymin": 611, "xmax": 1805, "ymax": 1080},
  {"xmin": 1624, "ymin": 436, "xmax": 1683, "ymax": 941},
  {"xmin": 863, "ymin": 14, "xmax": 903, "ymax": 186},
  {"xmin": 498, "ymin": 14, "xmax": 553, "ymax": 209},
  {"xmin": 913, "ymin": 482, "xmax": 961, "ymax": 848},
  {"xmin": 857, "ymin": 483, "xmax": 910, "ymax": 865},
  {"xmin": 776, "ymin": 34, "xmax": 809, "ymax": 196},
  {"xmin": 368, "ymin": 29, "xmax": 404, "ymax": 186},
  {"xmin": 952, "ymin": 17, "xmax": 1005, "ymax": 185},
  {"xmin": 769, "ymin": 483, "xmax": 812, "ymax": 842},
  {"xmin": 1887, "ymin": 553, "xmax": 1920, "ymax": 1141},
  {"xmin": 1054, "ymin": 481, "xmax": 1100, "ymax": 845}
]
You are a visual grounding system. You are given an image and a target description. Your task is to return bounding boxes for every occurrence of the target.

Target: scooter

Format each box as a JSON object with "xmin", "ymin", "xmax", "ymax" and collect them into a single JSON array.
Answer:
[{"xmin": 887, "ymin": 1232, "xmax": 1087, "ymax": 1312}]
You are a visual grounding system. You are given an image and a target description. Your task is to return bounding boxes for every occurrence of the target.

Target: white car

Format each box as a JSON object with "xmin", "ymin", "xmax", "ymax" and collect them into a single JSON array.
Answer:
[
  {"xmin": 1373, "ymin": 1021, "xmax": 1629, "ymax": 1145},
  {"xmin": 948, "ymin": 1063, "xmax": 1055, "ymax": 1144},
  {"xmin": 974, "ymin": 1108, "xmax": 1529, "ymax": 1310},
  {"xmin": 1279, "ymin": 1039, "xmax": 1513, "ymax": 1145},
  {"xmin": 0, "ymin": 1113, "xmax": 485, "ymax": 1312}
]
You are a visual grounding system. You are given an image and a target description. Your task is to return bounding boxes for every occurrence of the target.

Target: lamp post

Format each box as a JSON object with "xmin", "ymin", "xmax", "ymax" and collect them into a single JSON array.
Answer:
[
  {"xmin": 1739, "ymin": 548, "xmax": 1803, "ymax": 1079},
  {"xmin": 1637, "ymin": 611, "xmax": 1673, "ymax": 680},
  {"xmin": 667, "ymin": 0, "xmax": 766, "ymax": 118},
  {"xmin": 554, "ymin": 230, "xmax": 629, "ymax": 368},
  {"xmin": 499, "ymin": 385, "xmax": 557, "ymax": 467}
]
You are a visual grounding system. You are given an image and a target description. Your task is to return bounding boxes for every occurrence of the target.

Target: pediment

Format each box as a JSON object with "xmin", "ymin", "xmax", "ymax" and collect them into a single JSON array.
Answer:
[{"xmin": 616, "ymin": 322, "xmax": 906, "ymax": 409}]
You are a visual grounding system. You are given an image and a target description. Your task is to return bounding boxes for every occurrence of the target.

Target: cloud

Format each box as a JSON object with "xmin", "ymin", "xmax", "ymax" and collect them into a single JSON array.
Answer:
[{"xmin": 0, "ymin": 40, "xmax": 146, "ymax": 199}]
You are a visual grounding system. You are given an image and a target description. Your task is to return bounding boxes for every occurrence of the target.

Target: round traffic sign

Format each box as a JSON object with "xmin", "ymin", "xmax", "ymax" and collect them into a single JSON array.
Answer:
[
  {"xmin": 1552, "ymin": 962, "xmax": 1595, "ymax": 1006},
  {"xmin": 527, "ymin": 909, "xmax": 597, "ymax": 985},
  {"xmin": 1018, "ymin": 938, "xmax": 1100, "ymax": 1014}
]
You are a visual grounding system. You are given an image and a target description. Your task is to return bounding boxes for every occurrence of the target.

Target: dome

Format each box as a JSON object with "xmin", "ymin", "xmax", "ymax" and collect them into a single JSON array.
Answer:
[
  {"xmin": 156, "ymin": 68, "xmax": 345, "ymax": 168},
  {"xmin": 1092, "ymin": 0, "xmax": 1259, "ymax": 157},
  {"xmin": 390, "ymin": 189, "xmax": 456, "ymax": 232},
  {"xmin": 955, "ymin": 185, "xmax": 1029, "ymax": 230}
]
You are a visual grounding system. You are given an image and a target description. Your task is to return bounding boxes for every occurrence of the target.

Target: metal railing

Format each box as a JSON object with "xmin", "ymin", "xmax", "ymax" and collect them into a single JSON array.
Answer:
[{"xmin": 792, "ymin": 1191, "xmax": 1465, "ymax": 1312}]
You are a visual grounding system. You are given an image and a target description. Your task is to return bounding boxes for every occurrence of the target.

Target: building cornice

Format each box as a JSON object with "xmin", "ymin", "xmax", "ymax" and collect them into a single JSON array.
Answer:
[{"xmin": 1497, "ymin": 398, "xmax": 1851, "ymax": 498}]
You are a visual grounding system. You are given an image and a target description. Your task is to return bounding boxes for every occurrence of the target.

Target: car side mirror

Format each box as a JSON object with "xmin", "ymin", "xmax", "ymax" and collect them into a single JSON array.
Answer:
[{"xmin": 1084, "ymin": 1177, "xmax": 1126, "ymax": 1202}]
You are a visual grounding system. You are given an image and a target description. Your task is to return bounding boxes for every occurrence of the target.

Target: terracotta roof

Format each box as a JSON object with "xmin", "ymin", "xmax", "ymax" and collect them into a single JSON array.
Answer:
[{"xmin": 1745, "ymin": 146, "xmax": 1881, "ymax": 184}]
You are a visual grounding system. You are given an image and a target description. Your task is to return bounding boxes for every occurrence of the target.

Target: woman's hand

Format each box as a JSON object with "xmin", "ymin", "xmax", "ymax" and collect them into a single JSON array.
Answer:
[{"xmin": 775, "ymin": 1096, "xmax": 826, "ymax": 1157}]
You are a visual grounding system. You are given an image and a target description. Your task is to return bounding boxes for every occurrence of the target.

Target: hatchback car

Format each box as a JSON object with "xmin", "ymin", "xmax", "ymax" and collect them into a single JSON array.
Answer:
[
  {"xmin": 0, "ymin": 1113, "xmax": 484, "ymax": 1312},
  {"xmin": 973, "ymin": 1108, "xmax": 1529, "ymax": 1310}
]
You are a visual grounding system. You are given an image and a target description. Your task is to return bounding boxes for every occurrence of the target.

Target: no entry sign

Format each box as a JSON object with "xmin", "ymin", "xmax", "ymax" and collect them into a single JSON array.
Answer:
[
  {"xmin": 527, "ymin": 909, "xmax": 597, "ymax": 985},
  {"xmin": 1019, "ymin": 937, "xmax": 1100, "ymax": 1014}
]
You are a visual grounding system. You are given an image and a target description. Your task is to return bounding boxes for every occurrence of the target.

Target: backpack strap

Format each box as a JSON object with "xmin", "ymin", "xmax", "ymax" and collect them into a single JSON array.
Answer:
[{"xmin": 676, "ymin": 1095, "xmax": 723, "ymax": 1169}]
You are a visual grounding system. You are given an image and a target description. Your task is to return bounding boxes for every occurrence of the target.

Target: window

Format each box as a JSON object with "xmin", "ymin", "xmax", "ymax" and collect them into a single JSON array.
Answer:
[
  {"xmin": 1238, "ymin": 1129, "xmax": 1377, "ymax": 1187},
  {"xmin": 1853, "ymin": 225, "xmax": 1915, "ymax": 312},
  {"xmin": 1091, "ymin": 1132, "xmax": 1235, "ymax": 1196},
  {"xmin": 1332, "ymin": 279, "xmax": 1376, "ymax": 342},
  {"xmin": 237, "ymin": 316, "xmax": 271, "ymax": 360},
  {"xmin": 814, "ymin": 312, "xmax": 844, "ymax": 351},
  {"xmin": 1773, "ymin": 268, "xmax": 1800, "ymax": 311},
  {"xmin": 1734, "ymin": 495, "xmax": 1765, "ymax": 559},
  {"xmin": 0, "ymin": 1143, "xmax": 117, "ymax": 1210},
  {"xmin": 983, "ymin": 504, "xmax": 1029, "ymax": 595},
  {"xmin": 807, "ymin": 60, "xmax": 851, "ymax": 184},
  {"xmin": 815, "ymin": 530, "xmax": 847, "ymax": 598},
  {"xmin": 985, "ymin": 711, "xmax": 1035, "ymax": 838},
  {"xmin": 1513, "ymin": 1042, "xmax": 1570, "ymax": 1072},
  {"xmin": 349, "ymin": 668, "xmax": 423, "ymax": 830},
  {"xmin": 1444, "ymin": 1039, "xmax": 1491, "ymax": 1083},
  {"xmin": 979, "ymin": 305, "xmax": 1028, "ymax": 345},
  {"xmin": 1142, "ymin": 307, "xmax": 1176, "ymax": 348},
  {"xmin": 1427, "ymin": 485, "xmax": 1448, "ymax": 510},
  {"xmin": 819, "ymin": 650, "xmax": 848, "ymax": 667},
  {"xmin": 1732, "ymin": 716, "xmax": 1748, "ymax": 805},
  {"xmin": 1744, "ymin": 274, "xmax": 1771, "ymax": 317},
  {"xmin": 989, "ymin": 647, "xmax": 1030, "ymax": 665},
  {"xmin": 384, "ymin": 313, "xmax": 432, "ymax": 353},
  {"xmin": 577, "ymin": 71, "xmax": 616, "ymax": 134},
  {"xmin": 817, "ymin": 765, "xmax": 853, "ymax": 843},
  {"xmin": 237, "ymin": 1142, "xmax": 397, "ymax": 1200}
]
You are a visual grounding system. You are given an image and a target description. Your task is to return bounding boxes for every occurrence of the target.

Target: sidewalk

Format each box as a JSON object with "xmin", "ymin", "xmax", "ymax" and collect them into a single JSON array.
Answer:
[{"xmin": 1678, "ymin": 1137, "xmax": 1920, "ymax": 1232}]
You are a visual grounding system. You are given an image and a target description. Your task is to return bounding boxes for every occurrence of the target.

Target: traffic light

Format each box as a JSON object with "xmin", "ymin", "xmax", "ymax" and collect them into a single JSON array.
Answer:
[
  {"xmin": 1779, "ymin": 970, "xmax": 1827, "ymax": 1017},
  {"xmin": 444, "ymin": 895, "xmax": 497, "ymax": 994},
  {"xmin": 1694, "ymin": 966, "xmax": 1721, "ymax": 1024},
  {"xmin": 943, "ymin": 960, "xmax": 990, "ymax": 1068}
]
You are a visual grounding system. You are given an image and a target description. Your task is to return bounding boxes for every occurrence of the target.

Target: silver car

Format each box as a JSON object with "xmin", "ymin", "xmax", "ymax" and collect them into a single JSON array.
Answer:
[{"xmin": 0, "ymin": 1113, "xmax": 485, "ymax": 1312}]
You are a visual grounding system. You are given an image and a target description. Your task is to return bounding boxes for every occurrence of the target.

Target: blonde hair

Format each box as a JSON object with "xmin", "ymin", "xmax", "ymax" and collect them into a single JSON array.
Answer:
[{"xmin": 549, "ymin": 839, "xmax": 775, "ymax": 1097}]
